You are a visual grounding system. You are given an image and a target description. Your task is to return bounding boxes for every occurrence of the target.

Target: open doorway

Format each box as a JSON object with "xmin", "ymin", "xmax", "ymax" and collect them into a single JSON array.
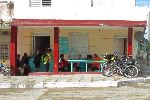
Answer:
[
  {"xmin": 114, "ymin": 38, "xmax": 127, "ymax": 57},
  {"xmin": 33, "ymin": 35, "xmax": 50, "ymax": 55},
  {"xmin": 31, "ymin": 35, "xmax": 52, "ymax": 72}
]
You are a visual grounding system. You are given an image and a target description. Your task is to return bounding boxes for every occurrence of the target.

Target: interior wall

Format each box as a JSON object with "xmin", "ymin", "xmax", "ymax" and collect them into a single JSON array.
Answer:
[
  {"xmin": 17, "ymin": 27, "xmax": 53, "ymax": 57},
  {"xmin": 60, "ymin": 27, "xmax": 128, "ymax": 57},
  {"xmin": 17, "ymin": 27, "xmax": 132, "ymax": 58}
]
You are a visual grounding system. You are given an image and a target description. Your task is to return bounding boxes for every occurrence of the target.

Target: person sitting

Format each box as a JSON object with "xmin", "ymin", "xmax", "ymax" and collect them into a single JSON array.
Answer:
[
  {"xmin": 0, "ymin": 58, "xmax": 5, "ymax": 68},
  {"xmin": 76, "ymin": 54, "xmax": 85, "ymax": 72},
  {"xmin": 91, "ymin": 54, "xmax": 102, "ymax": 71},
  {"xmin": 86, "ymin": 54, "xmax": 93, "ymax": 71},
  {"xmin": 16, "ymin": 54, "xmax": 24, "ymax": 75},
  {"xmin": 59, "ymin": 54, "xmax": 68, "ymax": 72},
  {"xmin": 21, "ymin": 53, "xmax": 30, "ymax": 75}
]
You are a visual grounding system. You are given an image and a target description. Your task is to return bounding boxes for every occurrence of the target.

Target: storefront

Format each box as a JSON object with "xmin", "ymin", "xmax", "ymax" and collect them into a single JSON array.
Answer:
[{"xmin": 9, "ymin": 19, "xmax": 146, "ymax": 75}]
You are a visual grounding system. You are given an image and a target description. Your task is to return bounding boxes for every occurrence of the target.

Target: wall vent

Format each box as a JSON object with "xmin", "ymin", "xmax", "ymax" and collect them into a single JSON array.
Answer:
[{"xmin": 29, "ymin": 0, "xmax": 51, "ymax": 7}]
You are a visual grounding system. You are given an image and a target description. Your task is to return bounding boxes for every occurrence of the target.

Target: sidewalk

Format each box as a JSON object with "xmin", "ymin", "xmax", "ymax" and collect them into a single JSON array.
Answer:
[{"xmin": 0, "ymin": 72, "xmax": 150, "ymax": 88}]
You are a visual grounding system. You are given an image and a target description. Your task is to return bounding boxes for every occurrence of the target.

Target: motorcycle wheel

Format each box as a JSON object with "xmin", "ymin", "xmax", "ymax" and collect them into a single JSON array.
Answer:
[{"xmin": 124, "ymin": 65, "xmax": 138, "ymax": 78}]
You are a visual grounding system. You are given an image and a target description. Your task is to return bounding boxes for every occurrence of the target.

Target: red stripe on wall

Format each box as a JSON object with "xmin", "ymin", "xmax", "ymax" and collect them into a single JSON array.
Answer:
[
  {"xmin": 10, "ymin": 26, "xmax": 18, "ymax": 75},
  {"xmin": 53, "ymin": 27, "xmax": 59, "ymax": 74},
  {"xmin": 128, "ymin": 27, "xmax": 133, "ymax": 56},
  {"xmin": 11, "ymin": 19, "xmax": 147, "ymax": 27}
]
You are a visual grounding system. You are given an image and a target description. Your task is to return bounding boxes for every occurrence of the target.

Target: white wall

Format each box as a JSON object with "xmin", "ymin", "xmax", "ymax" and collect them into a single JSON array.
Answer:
[
  {"xmin": 4, "ymin": 0, "xmax": 146, "ymax": 21},
  {"xmin": 148, "ymin": 12, "xmax": 150, "ymax": 41},
  {"xmin": 92, "ymin": 0, "xmax": 135, "ymax": 8}
]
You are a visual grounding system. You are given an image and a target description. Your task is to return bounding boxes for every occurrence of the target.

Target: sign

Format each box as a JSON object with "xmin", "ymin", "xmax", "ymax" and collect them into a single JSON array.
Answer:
[{"xmin": 59, "ymin": 37, "xmax": 69, "ymax": 54}]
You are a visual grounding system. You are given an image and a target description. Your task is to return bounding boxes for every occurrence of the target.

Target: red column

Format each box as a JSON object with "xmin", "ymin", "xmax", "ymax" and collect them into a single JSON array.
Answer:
[
  {"xmin": 53, "ymin": 27, "xmax": 59, "ymax": 74},
  {"xmin": 128, "ymin": 27, "xmax": 133, "ymax": 56},
  {"xmin": 10, "ymin": 26, "xmax": 18, "ymax": 75}
]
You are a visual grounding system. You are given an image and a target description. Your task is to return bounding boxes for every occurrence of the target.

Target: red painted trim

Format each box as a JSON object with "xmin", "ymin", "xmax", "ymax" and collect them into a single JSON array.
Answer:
[
  {"xmin": 53, "ymin": 27, "xmax": 59, "ymax": 74},
  {"xmin": 11, "ymin": 19, "xmax": 147, "ymax": 27},
  {"xmin": 28, "ymin": 72, "xmax": 102, "ymax": 76},
  {"xmin": 10, "ymin": 26, "xmax": 18, "ymax": 76},
  {"xmin": 128, "ymin": 28, "xmax": 133, "ymax": 56}
]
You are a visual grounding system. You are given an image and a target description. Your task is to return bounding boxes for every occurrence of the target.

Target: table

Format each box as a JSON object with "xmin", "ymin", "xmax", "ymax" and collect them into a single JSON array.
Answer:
[{"xmin": 67, "ymin": 59, "xmax": 106, "ymax": 72}]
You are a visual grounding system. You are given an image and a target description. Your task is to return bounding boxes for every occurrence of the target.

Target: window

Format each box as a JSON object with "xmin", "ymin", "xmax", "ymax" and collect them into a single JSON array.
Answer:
[
  {"xmin": 69, "ymin": 33, "xmax": 88, "ymax": 59},
  {"xmin": 0, "ymin": 31, "xmax": 9, "ymax": 36},
  {"xmin": 29, "ymin": 0, "xmax": 40, "ymax": 7},
  {"xmin": 29, "ymin": 0, "xmax": 51, "ymax": 7},
  {"xmin": 0, "ymin": 43, "xmax": 9, "ymax": 60},
  {"xmin": 42, "ymin": 0, "xmax": 51, "ymax": 6}
]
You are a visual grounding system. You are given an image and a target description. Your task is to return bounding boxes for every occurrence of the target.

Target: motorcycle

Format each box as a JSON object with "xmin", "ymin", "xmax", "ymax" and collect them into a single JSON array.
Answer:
[
  {"xmin": 122, "ymin": 55, "xmax": 139, "ymax": 78},
  {"xmin": 102, "ymin": 54, "xmax": 139, "ymax": 78}
]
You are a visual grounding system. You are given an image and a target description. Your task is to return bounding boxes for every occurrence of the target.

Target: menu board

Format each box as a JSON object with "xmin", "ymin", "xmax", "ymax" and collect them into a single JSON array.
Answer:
[{"xmin": 59, "ymin": 37, "xmax": 69, "ymax": 54}]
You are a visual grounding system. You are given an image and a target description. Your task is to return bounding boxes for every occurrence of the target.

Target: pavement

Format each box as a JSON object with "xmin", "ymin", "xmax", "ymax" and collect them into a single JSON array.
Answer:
[{"xmin": 0, "ymin": 71, "xmax": 150, "ymax": 88}]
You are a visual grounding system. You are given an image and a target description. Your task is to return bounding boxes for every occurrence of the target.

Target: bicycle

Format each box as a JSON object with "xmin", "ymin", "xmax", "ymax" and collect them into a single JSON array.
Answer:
[{"xmin": 0, "ymin": 59, "xmax": 12, "ymax": 76}]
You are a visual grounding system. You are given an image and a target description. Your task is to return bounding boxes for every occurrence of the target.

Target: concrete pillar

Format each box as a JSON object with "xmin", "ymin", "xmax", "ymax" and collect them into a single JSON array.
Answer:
[
  {"xmin": 10, "ymin": 26, "xmax": 18, "ymax": 75},
  {"xmin": 53, "ymin": 27, "xmax": 59, "ymax": 74},
  {"xmin": 128, "ymin": 27, "xmax": 133, "ymax": 56}
]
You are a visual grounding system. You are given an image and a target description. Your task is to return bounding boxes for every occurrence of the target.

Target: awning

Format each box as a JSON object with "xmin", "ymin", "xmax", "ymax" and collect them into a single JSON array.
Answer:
[{"xmin": 11, "ymin": 19, "xmax": 147, "ymax": 27}]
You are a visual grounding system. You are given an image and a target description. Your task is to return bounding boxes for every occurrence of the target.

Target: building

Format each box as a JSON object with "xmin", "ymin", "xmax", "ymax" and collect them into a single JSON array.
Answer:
[
  {"xmin": 0, "ymin": 0, "xmax": 147, "ymax": 75},
  {"xmin": 148, "ymin": 12, "xmax": 150, "ymax": 41},
  {"xmin": 0, "ymin": 0, "xmax": 12, "ymax": 66}
]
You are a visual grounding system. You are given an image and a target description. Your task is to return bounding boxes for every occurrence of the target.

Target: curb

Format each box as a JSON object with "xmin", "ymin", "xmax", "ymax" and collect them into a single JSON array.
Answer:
[
  {"xmin": 117, "ymin": 76, "xmax": 150, "ymax": 87},
  {"xmin": 0, "ymin": 77, "xmax": 150, "ymax": 88},
  {"xmin": 117, "ymin": 78, "xmax": 144, "ymax": 87},
  {"xmin": 0, "ymin": 81, "xmax": 118, "ymax": 88},
  {"xmin": 34, "ymin": 81, "xmax": 118, "ymax": 88}
]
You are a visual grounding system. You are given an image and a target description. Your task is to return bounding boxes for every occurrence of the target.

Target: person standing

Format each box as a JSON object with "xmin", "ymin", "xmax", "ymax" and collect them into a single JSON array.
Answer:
[
  {"xmin": 34, "ymin": 50, "xmax": 42, "ymax": 72},
  {"xmin": 41, "ymin": 48, "xmax": 53, "ymax": 72}
]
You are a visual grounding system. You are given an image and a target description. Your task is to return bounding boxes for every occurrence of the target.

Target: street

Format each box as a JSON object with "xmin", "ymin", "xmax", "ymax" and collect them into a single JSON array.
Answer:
[{"xmin": 0, "ymin": 83, "xmax": 150, "ymax": 100}]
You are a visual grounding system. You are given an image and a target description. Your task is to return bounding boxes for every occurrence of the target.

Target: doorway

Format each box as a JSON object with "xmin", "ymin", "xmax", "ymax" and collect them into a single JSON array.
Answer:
[
  {"xmin": 31, "ymin": 35, "xmax": 53, "ymax": 72},
  {"xmin": 114, "ymin": 38, "xmax": 127, "ymax": 57},
  {"xmin": 33, "ymin": 35, "xmax": 50, "ymax": 55}
]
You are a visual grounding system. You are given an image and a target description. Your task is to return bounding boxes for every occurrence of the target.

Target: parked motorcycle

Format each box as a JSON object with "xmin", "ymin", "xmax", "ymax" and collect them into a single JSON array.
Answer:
[{"xmin": 102, "ymin": 53, "xmax": 139, "ymax": 78}]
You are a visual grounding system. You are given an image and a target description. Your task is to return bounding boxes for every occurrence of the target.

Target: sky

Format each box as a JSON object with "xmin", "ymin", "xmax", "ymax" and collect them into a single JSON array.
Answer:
[
  {"xmin": 136, "ymin": 0, "xmax": 150, "ymax": 39},
  {"xmin": 136, "ymin": 0, "xmax": 150, "ymax": 7}
]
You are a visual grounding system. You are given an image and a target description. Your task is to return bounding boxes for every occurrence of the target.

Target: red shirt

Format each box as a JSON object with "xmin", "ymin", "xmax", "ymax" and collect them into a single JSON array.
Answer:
[{"xmin": 92, "ymin": 57, "xmax": 101, "ymax": 68}]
